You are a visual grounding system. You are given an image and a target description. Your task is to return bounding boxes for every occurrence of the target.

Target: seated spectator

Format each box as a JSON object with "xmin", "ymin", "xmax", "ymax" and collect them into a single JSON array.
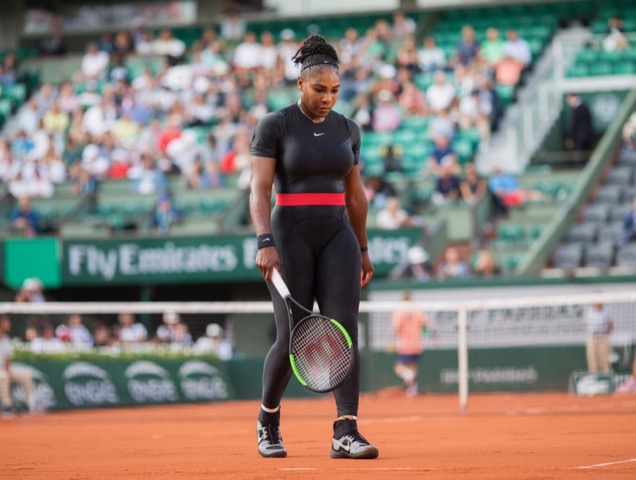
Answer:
[
  {"xmin": 152, "ymin": 28, "xmax": 186, "ymax": 63},
  {"xmin": 193, "ymin": 323, "xmax": 233, "ymax": 360},
  {"xmin": 603, "ymin": 16, "xmax": 630, "ymax": 52},
  {"xmin": 427, "ymin": 134, "xmax": 459, "ymax": 177},
  {"xmin": 398, "ymin": 81, "xmax": 428, "ymax": 117},
  {"xmin": 432, "ymin": 161, "xmax": 461, "ymax": 206},
  {"xmin": 31, "ymin": 322, "xmax": 66, "ymax": 354},
  {"xmin": 428, "ymin": 108, "xmax": 457, "ymax": 143},
  {"xmin": 129, "ymin": 154, "xmax": 168, "ymax": 195},
  {"xmin": 73, "ymin": 165, "xmax": 98, "ymax": 198},
  {"xmin": 417, "ymin": 36, "xmax": 446, "ymax": 74},
  {"xmin": 350, "ymin": 92, "xmax": 373, "ymax": 131},
  {"xmin": 55, "ymin": 314, "xmax": 94, "ymax": 348},
  {"xmin": 75, "ymin": 42, "xmax": 110, "ymax": 82},
  {"xmin": 394, "ymin": 36, "xmax": 421, "ymax": 77},
  {"xmin": 115, "ymin": 312, "xmax": 148, "ymax": 346},
  {"xmin": 495, "ymin": 54, "xmax": 525, "ymax": 86},
  {"xmin": 10, "ymin": 197, "xmax": 40, "ymax": 237},
  {"xmin": 372, "ymin": 89, "xmax": 402, "ymax": 132},
  {"xmin": 472, "ymin": 248, "xmax": 501, "ymax": 278},
  {"xmin": 376, "ymin": 196, "xmax": 413, "ymax": 229},
  {"xmin": 503, "ymin": 29, "xmax": 531, "ymax": 67},
  {"xmin": 93, "ymin": 324, "xmax": 115, "ymax": 348},
  {"xmin": 220, "ymin": 6, "xmax": 246, "ymax": 44},
  {"xmin": 155, "ymin": 311, "xmax": 191, "ymax": 346},
  {"xmin": 488, "ymin": 166, "xmax": 545, "ymax": 216},
  {"xmin": 186, "ymin": 155, "xmax": 216, "ymax": 190},
  {"xmin": 621, "ymin": 196, "xmax": 636, "ymax": 246},
  {"xmin": 0, "ymin": 53, "xmax": 18, "ymax": 87},
  {"xmin": 14, "ymin": 277, "xmax": 46, "ymax": 303},
  {"xmin": 450, "ymin": 25, "xmax": 480, "ymax": 68},
  {"xmin": 437, "ymin": 246, "xmax": 470, "ymax": 280},
  {"xmin": 404, "ymin": 245, "xmax": 434, "ymax": 282},
  {"xmin": 152, "ymin": 193, "xmax": 181, "ymax": 234},
  {"xmin": 391, "ymin": 10, "xmax": 416, "ymax": 40},
  {"xmin": 426, "ymin": 71, "xmax": 456, "ymax": 114},
  {"xmin": 232, "ymin": 31, "xmax": 262, "ymax": 85},
  {"xmin": 364, "ymin": 176, "xmax": 397, "ymax": 209},
  {"xmin": 479, "ymin": 27, "xmax": 505, "ymax": 70},
  {"xmin": 380, "ymin": 143, "xmax": 404, "ymax": 173},
  {"xmin": 460, "ymin": 162, "xmax": 487, "ymax": 204}
]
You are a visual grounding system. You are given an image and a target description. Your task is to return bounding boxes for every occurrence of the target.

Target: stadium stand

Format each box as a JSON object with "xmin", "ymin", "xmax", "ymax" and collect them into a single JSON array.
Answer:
[{"xmin": 1, "ymin": 0, "xmax": 635, "ymax": 284}]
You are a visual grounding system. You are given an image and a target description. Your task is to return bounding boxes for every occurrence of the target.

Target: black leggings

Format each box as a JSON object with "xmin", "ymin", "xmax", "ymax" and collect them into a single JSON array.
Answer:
[{"xmin": 262, "ymin": 206, "xmax": 361, "ymax": 417}]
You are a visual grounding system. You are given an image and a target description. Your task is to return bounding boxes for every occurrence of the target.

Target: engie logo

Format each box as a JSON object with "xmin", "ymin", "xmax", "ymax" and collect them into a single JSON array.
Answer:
[
  {"xmin": 125, "ymin": 361, "xmax": 178, "ymax": 403},
  {"xmin": 179, "ymin": 360, "xmax": 229, "ymax": 401},
  {"xmin": 11, "ymin": 363, "xmax": 56, "ymax": 411},
  {"xmin": 62, "ymin": 362, "xmax": 119, "ymax": 406}
]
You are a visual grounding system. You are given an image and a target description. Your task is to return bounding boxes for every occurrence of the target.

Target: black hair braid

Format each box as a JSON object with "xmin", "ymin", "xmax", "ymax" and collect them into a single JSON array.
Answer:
[{"xmin": 292, "ymin": 34, "xmax": 339, "ymax": 76}]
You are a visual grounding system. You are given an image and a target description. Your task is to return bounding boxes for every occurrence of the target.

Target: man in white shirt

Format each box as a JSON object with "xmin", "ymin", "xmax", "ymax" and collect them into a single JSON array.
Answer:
[
  {"xmin": 426, "ymin": 71, "xmax": 456, "ymax": 113},
  {"xmin": 79, "ymin": 42, "xmax": 110, "ymax": 81},
  {"xmin": 117, "ymin": 312, "xmax": 148, "ymax": 345},
  {"xmin": 0, "ymin": 315, "xmax": 35, "ymax": 415},
  {"xmin": 503, "ymin": 29, "xmax": 532, "ymax": 66},
  {"xmin": 585, "ymin": 302, "xmax": 614, "ymax": 374}
]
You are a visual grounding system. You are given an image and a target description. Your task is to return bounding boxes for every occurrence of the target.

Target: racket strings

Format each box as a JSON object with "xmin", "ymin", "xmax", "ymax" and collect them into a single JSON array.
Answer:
[{"xmin": 291, "ymin": 316, "xmax": 352, "ymax": 392}]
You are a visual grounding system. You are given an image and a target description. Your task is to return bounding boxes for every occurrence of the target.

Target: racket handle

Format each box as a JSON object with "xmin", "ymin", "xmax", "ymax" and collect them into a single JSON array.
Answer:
[{"xmin": 271, "ymin": 268, "xmax": 290, "ymax": 299}]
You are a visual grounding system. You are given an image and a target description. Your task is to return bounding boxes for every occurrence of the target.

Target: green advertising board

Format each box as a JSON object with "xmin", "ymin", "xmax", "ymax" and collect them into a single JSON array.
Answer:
[
  {"xmin": 4, "ymin": 237, "xmax": 61, "ymax": 289},
  {"xmin": 12, "ymin": 357, "xmax": 235, "ymax": 411},
  {"xmin": 60, "ymin": 229, "xmax": 423, "ymax": 286}
]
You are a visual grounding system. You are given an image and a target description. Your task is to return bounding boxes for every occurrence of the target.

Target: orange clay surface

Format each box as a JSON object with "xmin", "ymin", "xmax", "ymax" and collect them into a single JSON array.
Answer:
[{"xmin": 2, "ymin": 391, "xmax": 635, "ymax": 479}]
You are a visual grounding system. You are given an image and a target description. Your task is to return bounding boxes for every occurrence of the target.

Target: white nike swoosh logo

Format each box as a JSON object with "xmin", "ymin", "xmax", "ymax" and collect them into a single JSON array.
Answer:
[
  {"xmin": 314, "ymin": 132, "xmax": 325, "ymax": 137},
  {"xmin": 333, "ymin": 438, "xmax": 350, "ymax": 452}
]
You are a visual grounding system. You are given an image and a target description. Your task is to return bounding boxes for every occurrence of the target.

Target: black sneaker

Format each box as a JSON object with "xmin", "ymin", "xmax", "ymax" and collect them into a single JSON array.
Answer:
[
  {"xmin": 257, "ymin": 420, "xmax": 287, "ymax": 458},
  {"xmin": 330, "ymin": 419, "xmax": 379, "ymax": 459}
]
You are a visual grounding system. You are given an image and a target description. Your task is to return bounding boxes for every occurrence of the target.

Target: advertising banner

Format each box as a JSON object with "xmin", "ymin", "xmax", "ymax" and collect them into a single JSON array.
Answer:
[
  {"xmin": 11, "ymin": 357, "xmax": 235, "ymax": 412},
  {"xmin": 60, "ymin": 229, "xmax": 423, "ymax": 286}
]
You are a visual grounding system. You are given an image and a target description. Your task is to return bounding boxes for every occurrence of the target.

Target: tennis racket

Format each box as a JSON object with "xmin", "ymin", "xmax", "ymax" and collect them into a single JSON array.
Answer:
[{"xmin": 270, "ymin": 269, "xmax": 354, "ymax": 393}]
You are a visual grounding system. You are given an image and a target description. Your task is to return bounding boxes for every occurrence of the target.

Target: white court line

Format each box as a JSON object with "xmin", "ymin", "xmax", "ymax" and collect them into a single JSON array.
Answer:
[
  {"xmin": 576, "ymin": 458, "xmax": 636, "ymax": 469},
  {"xmin": 279, "ymin": 468, "xmax": 318, "ymax": 471}
]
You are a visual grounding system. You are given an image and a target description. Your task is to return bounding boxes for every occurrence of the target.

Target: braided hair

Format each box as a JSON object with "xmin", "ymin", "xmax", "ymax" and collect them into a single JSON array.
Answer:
[{"xmin": 292, "ymin": 34, "xmax": 339, "ymax": 77}]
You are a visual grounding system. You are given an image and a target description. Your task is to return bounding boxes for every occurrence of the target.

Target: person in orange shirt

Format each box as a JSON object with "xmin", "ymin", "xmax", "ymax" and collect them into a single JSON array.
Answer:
[{"xmin": 390, "ymin": 289, "xmax": 435, "ymax": 396}]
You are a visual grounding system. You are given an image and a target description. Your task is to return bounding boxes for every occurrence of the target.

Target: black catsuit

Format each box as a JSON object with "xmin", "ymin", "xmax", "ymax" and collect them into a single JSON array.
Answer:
[{"xmin": 251, "ymin": 103, "xmax": 363, "ymax": 417}]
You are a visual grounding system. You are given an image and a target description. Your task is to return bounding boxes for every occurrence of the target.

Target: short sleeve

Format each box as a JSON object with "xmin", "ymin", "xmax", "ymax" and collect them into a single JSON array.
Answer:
[
  {"xmin": 347, "ymin": 118, "xmax": 361, "ymax": 165},
  {"xmin": 251, "ymin": 111, "xmax": 284, "ymax": 159}
]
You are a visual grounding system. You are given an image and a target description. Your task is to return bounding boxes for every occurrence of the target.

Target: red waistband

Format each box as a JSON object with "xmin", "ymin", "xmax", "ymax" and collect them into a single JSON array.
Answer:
[{"xmin": 276, "ymin": 193, "xmax": 345, "ymax": 206}]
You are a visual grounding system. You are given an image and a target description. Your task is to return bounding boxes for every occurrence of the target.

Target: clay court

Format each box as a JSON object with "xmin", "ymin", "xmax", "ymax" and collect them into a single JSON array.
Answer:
[{"xmin": 2, "ymin": 391, "xmax": 635, "ymax": 479}]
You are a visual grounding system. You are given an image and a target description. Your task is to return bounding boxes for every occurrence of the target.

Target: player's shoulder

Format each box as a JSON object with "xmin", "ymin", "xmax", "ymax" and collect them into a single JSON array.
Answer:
[{"xmin": 332, "ymin": 111, "xmax": 360, "ymax": 135}]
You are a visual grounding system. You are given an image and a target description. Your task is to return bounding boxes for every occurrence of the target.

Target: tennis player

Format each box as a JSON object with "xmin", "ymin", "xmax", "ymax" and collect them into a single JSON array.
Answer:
[{"xmin": 249, "ymin": 34, "xmax": 378, "ymax": 459}]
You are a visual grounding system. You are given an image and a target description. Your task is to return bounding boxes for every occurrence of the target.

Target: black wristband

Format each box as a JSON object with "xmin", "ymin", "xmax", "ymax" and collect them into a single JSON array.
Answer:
[
  {"xmin": 360, "ymin": 246, "xmax": 368, "ymax": 253},
  {"xmin": 257, "ymin": 233, "xmax": 276, "ymax": 249}
]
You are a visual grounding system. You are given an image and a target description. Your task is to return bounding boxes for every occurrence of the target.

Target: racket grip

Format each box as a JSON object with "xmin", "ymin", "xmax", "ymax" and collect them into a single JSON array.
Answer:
[{"xmin": 271, "ymin": 269, "xmax": 291, "ymax": 298}]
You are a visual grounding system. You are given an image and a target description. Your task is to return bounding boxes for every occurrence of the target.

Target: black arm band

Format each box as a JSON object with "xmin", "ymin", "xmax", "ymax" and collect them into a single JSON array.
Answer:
[
  {"xmin": 360, "ymin": 246, "xmax": 368, "ymax": 253},
  {"xmin": 257, "ymin": 233, "xmax": 276, "ymax": 249}
]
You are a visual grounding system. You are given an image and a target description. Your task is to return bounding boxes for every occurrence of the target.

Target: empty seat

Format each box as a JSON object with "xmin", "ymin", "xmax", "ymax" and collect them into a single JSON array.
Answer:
[
  {"xmin": 584, "ymin": 241, "xmax": 615, "ymax": 269},
  {"xmin": 616, "ymin": 244, "xmax": 636, "ymax": 267},
  {"xmin": 582, "ymin": 203, "xmax": 610, "ymax": 223},
  {"xmin": 597, "ymin": 220, "xmax": 626, "ymax": 244},
  {"xmin": 606, "ymin": 166, "xmax": 634, "ymax": 185},
  {"xmin": 595, "ymin": 184, "xmax": 624, "ymax": 204},
  {"xmin": 553, "ymin": 243, "xmax": 583, "ymax": 269},
  {"xmin": 566, "ymin": 222, "xmax": 598, "ymax": 244},
  {"xmin": 609, "ymin": 202, "xmax": 634, "ymax": 222},
  {"xmin": 623, "ymin": 185, "xmax": 636, "ymax": 202}
]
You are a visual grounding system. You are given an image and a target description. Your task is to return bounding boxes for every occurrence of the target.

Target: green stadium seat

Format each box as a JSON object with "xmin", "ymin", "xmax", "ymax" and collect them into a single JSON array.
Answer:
[
  {"xmin": 566, "ymin": 64, "xmax": 589, "ymax": 78},
  {"xmin": 588, "ymin": 62, "xmax": 613, "ymax": 76}
]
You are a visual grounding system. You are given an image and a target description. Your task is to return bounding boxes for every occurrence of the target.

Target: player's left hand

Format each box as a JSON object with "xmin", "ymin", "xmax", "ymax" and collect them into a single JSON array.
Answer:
[{"xmin": 361, "ymin": 251, "xmax": 374, "ymax": 287}]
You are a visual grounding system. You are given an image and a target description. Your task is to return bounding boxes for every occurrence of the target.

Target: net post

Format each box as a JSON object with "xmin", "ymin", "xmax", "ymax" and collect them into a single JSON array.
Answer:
[{"xmin": 457, "ymin": 304, "xmax": 469, "ymax": 413}]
